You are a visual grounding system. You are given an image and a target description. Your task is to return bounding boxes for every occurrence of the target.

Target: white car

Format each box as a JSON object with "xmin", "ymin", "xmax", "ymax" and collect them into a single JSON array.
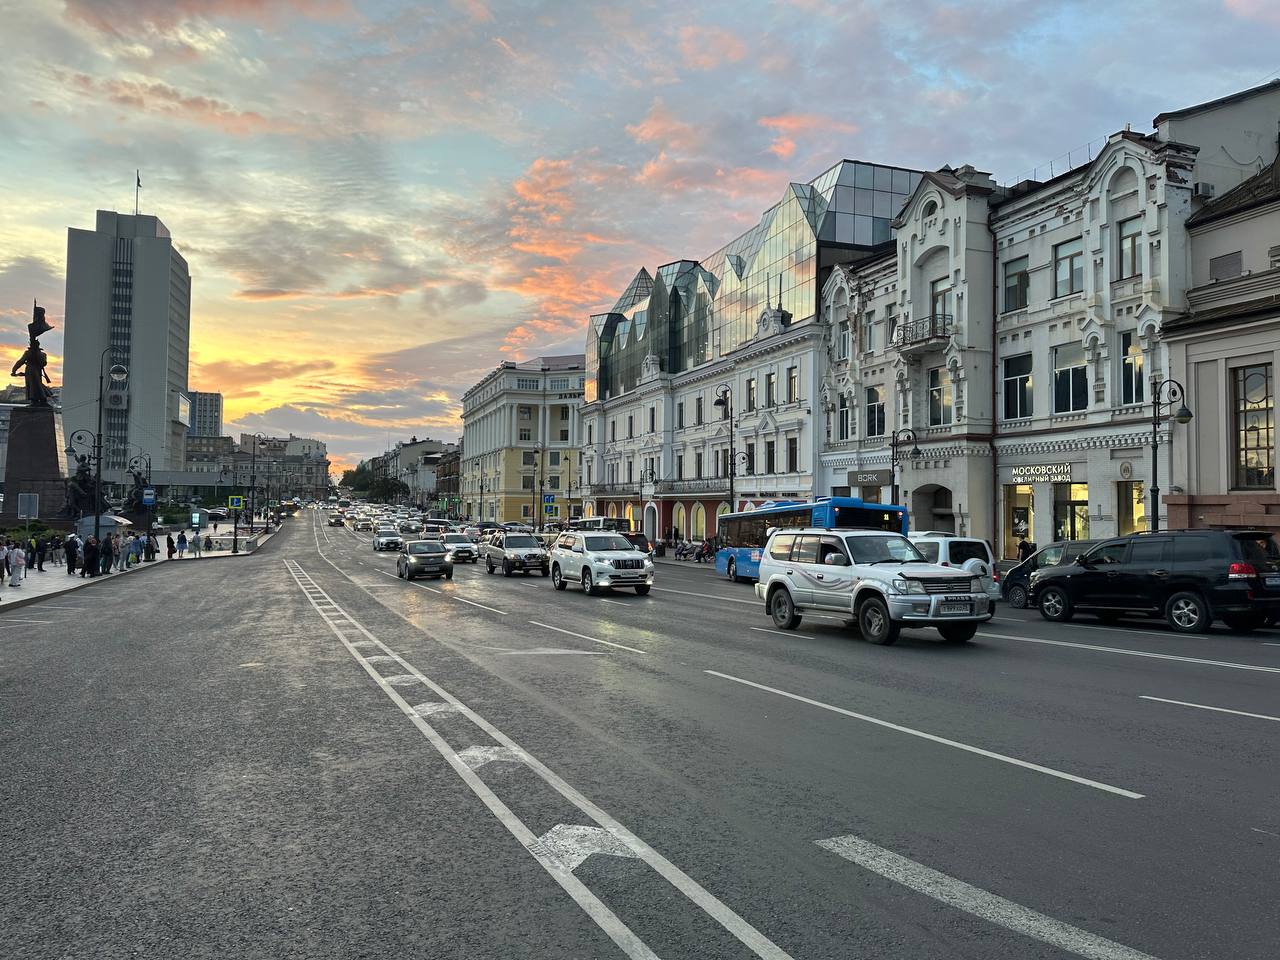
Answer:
[
  {"xmin": 373, "ymin": 527, "xmax": 403, "ymax": 551},
  {"xmin": 549, "ymin": 531, "xmax": 654, "ymax": 596},
  {"xmin": 755, "ymin": 527, "xmax": 992, "ymax": 644},
  {"xmin": 907, "ymin": 532, "xmax": 1001, "ymax": 604}
]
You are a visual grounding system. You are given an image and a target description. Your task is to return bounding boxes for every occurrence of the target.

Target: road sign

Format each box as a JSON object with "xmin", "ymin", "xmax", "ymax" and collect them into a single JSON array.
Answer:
[
  {"xmin": 17, "ymin": 492, "xmax": 38, "ymax": 520},
  {"xmin": 228, "ymin": 495, "xmax": 245, "ymax": 510},
  {"xmin": 544, "ymin": 504, "xmax": 557, "ymax": 514},
  {"xmin": 142, "ymin": 486, "xmax": 157, "ymax": 506},
  {"xmin": 543, "ymin": 494, "xmax": 556, "ymax": 503}
]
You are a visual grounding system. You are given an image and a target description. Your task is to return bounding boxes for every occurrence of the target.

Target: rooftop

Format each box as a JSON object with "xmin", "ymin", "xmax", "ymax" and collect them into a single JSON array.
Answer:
[{"xmin": 1186, "ymin": 158, "xmax": 1280, "ymax": 227}]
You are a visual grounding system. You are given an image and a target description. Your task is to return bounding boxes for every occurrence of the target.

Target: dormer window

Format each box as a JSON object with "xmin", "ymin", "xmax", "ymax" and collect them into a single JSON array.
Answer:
[{"xmin": 922, "ymin": 199, "xmax": 938, "ymax": 218}]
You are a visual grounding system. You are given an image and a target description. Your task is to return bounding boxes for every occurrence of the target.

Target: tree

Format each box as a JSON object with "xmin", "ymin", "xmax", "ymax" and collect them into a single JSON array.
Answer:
[
  {"xmin": 367, "ymin": 477, "xmax": 409, "ymax": 503},
  {"xmin": 342, "ymin": 463, "xmax": 372, "ymax": 491}
]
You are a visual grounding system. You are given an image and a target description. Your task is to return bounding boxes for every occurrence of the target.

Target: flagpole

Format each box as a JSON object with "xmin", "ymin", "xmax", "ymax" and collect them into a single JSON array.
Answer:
[{"xmin": 135, "ymin": 170, "xmax": 140, "ymax": 215}]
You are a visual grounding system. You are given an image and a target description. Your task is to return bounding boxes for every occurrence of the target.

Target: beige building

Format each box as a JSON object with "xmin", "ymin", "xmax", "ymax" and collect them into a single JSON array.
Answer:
[{"xmin": 461, "ymin": 355, "xmax": 585, "ymax": 525}]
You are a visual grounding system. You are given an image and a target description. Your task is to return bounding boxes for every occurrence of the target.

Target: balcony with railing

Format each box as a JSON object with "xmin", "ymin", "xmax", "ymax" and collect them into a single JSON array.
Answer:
[
  {"xmin": 891, "ymin": 314, "xmax": 953, "ymax": 354},
  {"xmin": 656, "ymin": 477, "xmax": 731, "ymax": 496}
]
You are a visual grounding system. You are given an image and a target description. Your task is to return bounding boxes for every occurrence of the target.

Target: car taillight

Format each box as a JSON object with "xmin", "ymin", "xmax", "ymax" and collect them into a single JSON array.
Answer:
[{"xmin": 1228, "ymin": 561, "xmax": 1257, "ymax": 580}]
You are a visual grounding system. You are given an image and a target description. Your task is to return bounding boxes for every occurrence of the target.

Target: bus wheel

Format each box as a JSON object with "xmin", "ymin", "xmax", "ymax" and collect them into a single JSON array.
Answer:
[{"xmin": 727, "ymin": 558, "xmax": 738, "ymax": 582}]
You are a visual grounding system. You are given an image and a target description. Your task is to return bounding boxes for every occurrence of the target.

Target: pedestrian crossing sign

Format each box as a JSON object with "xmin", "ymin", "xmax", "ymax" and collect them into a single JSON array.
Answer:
[{"xmin": 228, "ymin": 495, "xmax": 245, "ymax": 509}]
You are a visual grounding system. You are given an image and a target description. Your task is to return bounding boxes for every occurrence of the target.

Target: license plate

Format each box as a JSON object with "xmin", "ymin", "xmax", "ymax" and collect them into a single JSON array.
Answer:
[
  {"xmin": 1267, "ymin": 576, "xmax": 1280, "ymax": 587},
  {"xmin": 940, "ymin": 602, "xmax": 972, "ymax": 615}
]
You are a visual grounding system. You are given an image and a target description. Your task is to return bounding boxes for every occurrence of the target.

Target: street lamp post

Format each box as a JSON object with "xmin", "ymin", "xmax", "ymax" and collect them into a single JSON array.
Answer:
[
  {"xmin": 127, "ymin": 452, "xmax": 153, "ymax": 545},
  {"xmin": 889, "ymin": 428, "xmax": 923, "ymax": 508},
  {"xmin": 712, "ymin": 383, "xmax": 735, "ymax": 513},
  {"xmin": 247, "ymin": 433, "xmax": 265, "ymax": 532},
  {"xmin": 67, "ymin": 348, "xmax": 128, "ymax": 544},
  {"xmin": 1149, "ymin": 378, "xmax": 1194, "ymax": 532}
]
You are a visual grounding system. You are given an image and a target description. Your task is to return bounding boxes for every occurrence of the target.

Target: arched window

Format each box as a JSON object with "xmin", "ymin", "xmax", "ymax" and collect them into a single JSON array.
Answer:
[
  {"xmin": 607, "ymin": 503, "xmax": 617, "ymax": 518},
  {"xmin": 922, "ymin": 199, "xmax": 938, "ymax": 218},
  {"xmin": 673, "ymin": 503, "xmax": 687, "ymax": 538},
  {"xmin": 692, "ymin": 503, "xmax": 707, "ymax": 539}
]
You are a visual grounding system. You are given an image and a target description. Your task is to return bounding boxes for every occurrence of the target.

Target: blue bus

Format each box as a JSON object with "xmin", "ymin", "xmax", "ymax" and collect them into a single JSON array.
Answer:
[{"xmin": 715, "ymin": 497, "xmax": 909, "ymax": 582}]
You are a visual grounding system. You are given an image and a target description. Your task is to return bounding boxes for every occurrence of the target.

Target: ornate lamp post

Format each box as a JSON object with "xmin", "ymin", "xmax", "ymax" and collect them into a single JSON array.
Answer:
[
  {"xmin": 1149, "ymin": 378, "xmax": 1193, "ymax": 532},
  {"xmin": 65, "ymin": 348, "xmax": 128, "ymax": 543},
  {"xmin": 126, "ymin": 452, "xmax": 153, "ymax": 542},
  {"xmin": 712, "ymin": 383, "xmax": 735, "ymax": 513},
  {"xmin": 889, "ymin": 428, "xmax": 922, "ymax": 508},
  {"xmin": 247, "ymin": 433, "xmax": 265, "ymax": 531}
]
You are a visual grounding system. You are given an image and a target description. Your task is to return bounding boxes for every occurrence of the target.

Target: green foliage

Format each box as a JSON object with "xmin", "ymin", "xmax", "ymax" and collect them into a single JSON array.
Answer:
[
  {"xmin": 0, "ymin": 522, "xmax": 63, "ymax": 542},
  {"xmin": 367, "ymin": 477, "xmax": 409, "ymax": 503},
  {"xmin": 343, "ymin": 464, "xmax": 373, "ymax": 491}
]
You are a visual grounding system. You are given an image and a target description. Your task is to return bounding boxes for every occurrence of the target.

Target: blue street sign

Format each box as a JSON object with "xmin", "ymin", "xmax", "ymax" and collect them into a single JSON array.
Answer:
[
  {"xmin": 544, "ymin": 504, "xmax": 556, "ymax": 514},
  {"xmin": 142, "ymin": 486, "xmax": 157, "ymax": 506},
  {"xmin": 228, "ymin": 495, "xmax": 245, "ymax": 509},
  {"xmin": 543, "ymin": 494, "xmax": 556, "ymax": 503}
]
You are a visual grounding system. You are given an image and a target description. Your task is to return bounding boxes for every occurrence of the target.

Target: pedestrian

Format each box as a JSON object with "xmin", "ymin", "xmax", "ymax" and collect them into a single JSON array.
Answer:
[
  {"xmin": 0, "ymin": 541, "xmax": 9, "ymax": 586},
  {"xmin": 212, "ymin": 520, "xmax": 219, "ymax": 534},
  {"xmin": 97, "ymin": 534, "xmax": 112, "ymax": 575},
  {"xmin": 176, "ymin": 531, "xmax": 188, "ymax": 559},
  {"xmin": 50, "ymin": 535, "xmax": 63, "ymax": 567},
  {"xmin": 1016, "ymin": 536, "xmax": 1034, "ymax": 563},
  {"xmin": 9, "ymin": 544, "xmax": 25, "ymax": 586},
  {"xmin": 81, "ymin": 537, "xmax": 98, "ymax": 578},
  {"xmin": 113, "ymin": 534, "xmax": 126, "ymax": 571},
  {"xmin": 190, "ymin": 531, "xmax": 202, "ymax": 558},
  {"xmin": 166, "ymin": 533, "xmax": 176, "ymax": 560},
  {"xmin": 26, "ymin": 536, "xmax": 36, "ymax": 571},
  {"xmin": 35, "ymin": 536, "xmax": 47, "ymax": 572},
  {"xmin": 64, "ymin": 534, "xmax": 79, "ymax": 575},
  {"xmin": 145, "ymin": 533, "xmax": 157, "ymax": 562}
]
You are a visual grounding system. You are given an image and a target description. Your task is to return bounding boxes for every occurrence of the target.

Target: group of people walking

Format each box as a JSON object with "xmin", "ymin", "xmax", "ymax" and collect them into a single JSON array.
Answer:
[{"xmin": 0, "ymin": 528, "xmax": 207, "ymax": 588}]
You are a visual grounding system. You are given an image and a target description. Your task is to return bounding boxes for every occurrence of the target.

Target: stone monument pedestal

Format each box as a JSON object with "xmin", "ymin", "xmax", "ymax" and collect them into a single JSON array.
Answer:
[{"xmin": 0, "ymin": 405, "xmax": 69, "ymax": 528}]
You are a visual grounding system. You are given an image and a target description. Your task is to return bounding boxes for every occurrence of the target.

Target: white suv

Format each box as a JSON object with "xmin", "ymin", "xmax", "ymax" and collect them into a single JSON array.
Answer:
[
  {"xmin": 754, "ymin": 528, "xmax": 993, "ymax": 644},
  {"xmin": 907, "ymin": 532, "xmax": 1001, "ymax": 605},
  {"xmin": 550, "ymin": 531, "xmax": 655, "ymax": 596}
]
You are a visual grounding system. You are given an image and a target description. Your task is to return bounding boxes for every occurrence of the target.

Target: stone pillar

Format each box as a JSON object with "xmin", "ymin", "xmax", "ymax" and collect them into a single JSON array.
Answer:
[{"xmin": 0, "ymin": 405, "xmax": 70, "ymax": 527}]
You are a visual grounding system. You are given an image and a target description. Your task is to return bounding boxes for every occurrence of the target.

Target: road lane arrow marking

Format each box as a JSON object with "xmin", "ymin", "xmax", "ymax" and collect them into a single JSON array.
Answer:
[{"xmin": 538, "ymin": 824, "xmax": 642, "ymax": 873}]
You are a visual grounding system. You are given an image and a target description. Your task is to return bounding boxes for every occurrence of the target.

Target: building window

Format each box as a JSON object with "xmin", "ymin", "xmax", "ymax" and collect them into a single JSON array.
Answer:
[
  {"xmin": 1210, "ymin": 251, "xmax": 1243, "ymax": 281},
  {"xmin": 1270, "ymin": 245, "xmax": 1280, "ymax": 270},
  {"xmin": 885, "ymin": 305, "xmax": 897, "ymax": 344},
  {"xmin": 865, "ymin": 386, "xmax": 885, "ymax": 437},
  {"xmin": 765, "ymin": 440, "xmax": 776, "ymax": 474},
  {"xmin": 786, "ymin": 366, "xmax": 798, "ymax": 403},
  {"xmin": 1003, "ymin": 256, "xmax": 1029, "ymax": 311},
  {"xmin": 1003, "ymin": 354, "xmax": 1033, "ymax": 420},
  {"xmin": 695, "ymin": 397, "xmax": 703, "ymax": 425},
  {"xmin": 786, "ymin": 437, "xmax": 798, "ymax": 472},
  {"xmin": 928, "ymin": 367, "xmax": 953, "ymax": 425},
  {"xmin": 521, "ymin": 503, "xmax": 532, "ymax": 518},
  {"xmin": 549, "ymin": 451, "xmax": 560, "ymax": 466},
  {"xmin": 609, "ymin": 420, "xmax": 616, "ymax": 442},
  {"xmin": 929, "ymin": 277, "xmax": 952, "ymax": 318},
  {"xmin": 1234, "ymin": 363, "xmax": 1275, "ymax": 489},
  {"xmin": 677, "ymin": 402, "xmax": 685, "ymax": 429},
  {"xmin": 745, "ymin": 378, "xmax": 757, "ymax": 411},
  {"xmin": 765, "ymin": 372, "xmax": 776, "ymax": 407},
  {"xmin": 862, "ymin": 312, "xmax": 876, "ymax": 352},
  {"xmin": 694, "ymin": 451, "xmax": 703, "ymax": 479},
  {"xmin": 549, "ymin": 377, "xmax": 570, "ymax": 390},
  {"xmin": 516, "ymin": 377, "xmax": 539, "ymax": 390},
  {"xmin": 1002, "ymin": 484, "xmax": 1034, "ymax": 560},
  {"xmin": 548, "ymin": 476, "xmax": 561, "ymax": 490},
  {"xmin": 1054, "ymin": 238, "xmax": 1084, "ymax": 297},
  {"xmin": 676, "ymin": 454, "xmax": 684, "ymax": 479},
  {"xmin": 519, "ymin": 428, "xmax": 532, "ymax": 441},
  {"xmin": 837, "ymin": 320, "xmax": 850, "ymax": 359},
  {"xmin": 1053, "ymin": 343, "xmax": 1088, "ymax": 413},
  {"xmin": 587, "ymin": 424, "xmax": 593, "ymax": 445},
  {"xmin": 522, "ymin": 451, "xmax": 535, "ymax": 466},
  {"xmin": 521, "ymin": 475, "xmax": 535, "ymax": 491},
  {"xmin": 1117, "ymin": 481, "xmax": 1147, "ymax": 535},
  {"xmin": 559, "ymin": 429, "xmax": 569, "ymax": 442},
  {"xmin": 648, "ymin": 406, "xmax": 655, "ymax": 432},
  {"xmin": 626, "ymin": 415, "xmax": 633, "ymax": 439},
  {"xmin": 745, "ymin": 443, "xmax": 755, "ymax": 474},
  {"xmin": 627, "ymin": 460, "xmax": 634, "ymax": 483},
  {"xmin": 518, "ymin": 405, "xmax": 532, "ymax": 420},
  {"xmin": 838, "ymin": 395, "xmax": 851, "ymax": 440},
  {"xmin": 1117, "ymin": 217, "xmax": 1141, "ymax": 280},
  {"xmin": 1120, "ymin": 331, "xmax": 1145, "ymax": 405},
  {"xmin": 1053, "ymin": 482, "xmax": 1090, "ymax": 541},
  {"xmin": 559, "ymin": 405, "xmax": 569, "ymax": 419}
]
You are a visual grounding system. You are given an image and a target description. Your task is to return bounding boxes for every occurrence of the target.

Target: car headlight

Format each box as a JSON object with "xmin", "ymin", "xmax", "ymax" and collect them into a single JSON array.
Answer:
[
  {"xmin": 891, "ymin": 578, "xmax": 926, "ymax": 595},
  {"xmin": 970, "ymin": 578, "xmax": 983, "ymax": 593}
]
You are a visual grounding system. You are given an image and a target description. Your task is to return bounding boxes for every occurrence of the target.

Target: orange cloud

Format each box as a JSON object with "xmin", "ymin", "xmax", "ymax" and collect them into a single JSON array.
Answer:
[
  {"xmin": 64, "ymin": 0, "xmax": 353, "ymax": 36},
  {"xmin": 677, "ymin": 25, "xmax": 748, "ymax": 70},
  {"xmin": 625, "ymin": 99, "xmax": 702, "ymax": 152},
  {"xmin": 768, "ymin": 137, "xmax": 796, "ymax": 159},
  {"xmin": 758, "ymin": 113, "xmax": 858, "ymax": 135},
  {"xmin": 58, "ymin": 72, "xmax": 289, "ymax": 136}
]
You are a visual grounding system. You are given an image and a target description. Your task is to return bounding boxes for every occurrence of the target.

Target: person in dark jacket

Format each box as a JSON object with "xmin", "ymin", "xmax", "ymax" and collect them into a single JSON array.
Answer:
[
  {"xmin": 81, "ymin": 537, "xmax": 99, "ymax": 578},
  {"xmin": 166, "ymin": 533, "xmax": 176, "ymax": 560}
]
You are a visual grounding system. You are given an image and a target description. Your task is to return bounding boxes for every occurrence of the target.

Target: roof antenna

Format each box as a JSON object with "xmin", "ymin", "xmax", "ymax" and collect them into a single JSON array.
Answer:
[{"xmin": 776, "ymin": 273, "xmax": 783, "ymax": 310}]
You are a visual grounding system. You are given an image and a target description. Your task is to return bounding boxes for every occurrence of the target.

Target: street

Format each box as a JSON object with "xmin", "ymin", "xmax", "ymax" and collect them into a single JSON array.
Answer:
[{"xmin": 3, "ymin": 510, "xmax": 1278, "ymax": 960}]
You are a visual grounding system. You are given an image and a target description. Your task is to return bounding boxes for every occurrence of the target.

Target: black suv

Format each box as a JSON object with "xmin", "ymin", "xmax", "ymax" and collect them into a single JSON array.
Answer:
[
  {"xmin": 1003, "ymin": 540, "xmax": 1099, "ymax": 609},
  {"xmin": 1029, "ymin": 529, "xmax": 1280, "ymax": 633}
]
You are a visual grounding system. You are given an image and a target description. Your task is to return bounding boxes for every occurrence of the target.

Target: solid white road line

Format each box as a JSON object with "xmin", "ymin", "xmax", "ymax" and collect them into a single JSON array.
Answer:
[
  {"xmin": 749, "ymin": 626, "xmax": 816, "ymax": 641},
  {"xmin": 1139, "ymin": 695, "xmax": 1280, "ymax": 723},
  {"xmin": 979, "ymin": 632, "xmax": 1280, "ymax": 675},
  {"xmin": 599, "ymin": 597, "xmax": 629, "ymax": 605},
  {"xmin": 284, "ymin": 560, "xmax": 794, "ymax": 960},
  {"xmin": 652, "ymin": 586, "xmax": 759, "ymax": 606},
  {"xmin": 705, "ymin": 670, "xmax": 1143, "ymax": 799},
  {"xmin": 375, "ymin": 569, "xmax": 505, "ymax": 612},
  {"xmin": 528, "ymin": 620, "xmax": 647, "ymax": 655},
  {"xmin": 0, "ymin": 618, "xmax": 54, "ymax": 624},
  {"xmin": 816, "ymin": 834, "xmax": 1160, "ymax": 960}
]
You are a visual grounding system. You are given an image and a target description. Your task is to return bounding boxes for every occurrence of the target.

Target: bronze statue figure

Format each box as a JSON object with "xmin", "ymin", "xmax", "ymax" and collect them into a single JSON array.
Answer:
[
  {"xmin": 123, "ymin": 468, "xmax": 147, "ymax": 512},
  {"xmin": 11, "ymin": 303, "xmax": 54, "ymax": 406},
  {"xmin": 63, "ymin": 454, "xmax": 108, "ymax": 519}
]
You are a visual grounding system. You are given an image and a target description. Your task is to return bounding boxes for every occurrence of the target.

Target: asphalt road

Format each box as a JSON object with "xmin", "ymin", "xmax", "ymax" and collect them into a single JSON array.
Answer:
[{"xmin": 3, "ymin": 511, "xmax": 1277, "ymax": 960}]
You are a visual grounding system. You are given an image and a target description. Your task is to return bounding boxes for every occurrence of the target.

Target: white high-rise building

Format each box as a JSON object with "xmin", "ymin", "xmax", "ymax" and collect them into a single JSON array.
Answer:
[{"xmin": 62, "ymin": 211, "xmax": 191, "ymax": 472}]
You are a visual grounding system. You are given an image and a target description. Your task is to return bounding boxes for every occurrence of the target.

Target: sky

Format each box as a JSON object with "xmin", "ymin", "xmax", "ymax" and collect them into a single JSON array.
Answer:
[{"xmin": 2, "ymin": 0, "xmax": 1279, "ymax": 472}]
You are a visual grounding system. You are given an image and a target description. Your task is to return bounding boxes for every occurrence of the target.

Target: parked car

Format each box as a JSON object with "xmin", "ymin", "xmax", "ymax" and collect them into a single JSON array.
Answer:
[
  {"xmin": 757, "ymin": 528, "xmax": 993, "ymax": 644},
  {"xmin": 483, "ymin": 531, "xmax": 550, "ymax": 576},
  {"xmin": 549, "ymin": 531, "xmax": 655, "ymax": 595},
  {"xmin": 441, "ymin": 532, "xmax": 478, "ymax": 563},
  {"xmin": 907, "ymin": 532, "xmax": 1001, "ymax": 605},
  {"xmin": 397, "ymin": 540, "xmax": 454, "ymax": 580},
  {"xmin": 373, "ymin": 527, "xmax": 403, "ymax": 551},
  {"xmin": 1030, "ymin": 529, "xmax": 1280, "ymax": 633},
  {"xmin": 1003, "ymin": 539, "xmax": 1099, "ymax": 608}
]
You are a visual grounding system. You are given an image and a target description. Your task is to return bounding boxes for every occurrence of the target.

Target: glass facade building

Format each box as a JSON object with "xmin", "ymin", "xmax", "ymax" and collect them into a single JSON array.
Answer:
[{"xmin": 586, "ymin": 160, "xmax": 923, "ymax": 403}]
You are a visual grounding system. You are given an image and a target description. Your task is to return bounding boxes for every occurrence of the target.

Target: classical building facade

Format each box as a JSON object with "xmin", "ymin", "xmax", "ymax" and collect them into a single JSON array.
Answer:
[{"xmin": 460, "ymin": 355, "xmax": 585, "ymax": 525}]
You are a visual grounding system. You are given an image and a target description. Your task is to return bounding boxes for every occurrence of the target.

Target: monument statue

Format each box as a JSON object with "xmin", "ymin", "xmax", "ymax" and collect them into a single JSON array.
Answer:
[
  {"xmin": 123, "ymin": 468, "xmax": 147, "ymax": 513},
  {"xmin": 63, "ymin": 454, "xmax": 108, "ymax": 520},
  {"xmin": 10, "ymin": 303, "xmax": 54, "ymax": 406}
]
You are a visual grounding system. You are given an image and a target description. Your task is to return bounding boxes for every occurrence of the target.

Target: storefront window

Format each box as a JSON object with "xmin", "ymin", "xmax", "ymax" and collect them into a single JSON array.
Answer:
[
  {"xmin": 1003, "ymin": 484, "xmax": 1034, "ymax": 559},
  {"xmin": 1234, "ymin": 363, "xmax": 1275, "ymax": 489},
  {"xmin": 1053, "ymin": 482, "xmax": 1089, "ymax": 541},
  {"xmin": 1117, "ymin": 480, "xmax": 1147, "ymax": 535},
  {"xmin": 860, "ymin": 485, "xmax": 882, "ymax": 504}
]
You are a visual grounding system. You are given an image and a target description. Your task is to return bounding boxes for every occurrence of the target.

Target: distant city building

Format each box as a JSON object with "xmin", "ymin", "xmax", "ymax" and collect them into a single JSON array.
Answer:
[
  {"xmin": 62, "ymin": 211, "xmax": 191, "ymax": 472},
  {"xmin": 188, "ymin": 391, "xmax": 223, "ymax": 436},
  {"xmin": 435, "ymin": 446, "xmax": 462, "ymax": 518},
  {"xmin": 461, "ymin": 355, "xmax": 585, "ymax": 524}
]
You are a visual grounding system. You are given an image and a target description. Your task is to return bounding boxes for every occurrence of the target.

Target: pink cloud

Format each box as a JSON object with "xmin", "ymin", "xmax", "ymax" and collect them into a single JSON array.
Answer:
[
  {"xmin": 758, "ymin": 113, "xmax": 858, "ymax": 135},
  {"xmin": 64, "ymin": 0, "xmax": 352, "ymax": 35},
  {"xmin": 677, "ymin": 25, "xmax": 748, "ymax": 70},
  {"xmin": 1224, "ymin": 0, "xmax": 1280, "ymax": 23},
  {"xmin": 625, "ymin": 99, "xmax": 702, "ymax": 152}
]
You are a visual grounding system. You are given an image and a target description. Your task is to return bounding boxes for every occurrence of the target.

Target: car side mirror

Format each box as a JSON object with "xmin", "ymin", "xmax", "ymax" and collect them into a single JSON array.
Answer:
[
  {"xmin": 572, "ymin": 545, "xmax": 583, "ymax": 553},
  {"xmin": 826, "ymin": 554, "xmax": 850, "ymax": 566},
  {"xmin": 1075, "ymin": 554, "xmax": 1091, "ymax": 567}
]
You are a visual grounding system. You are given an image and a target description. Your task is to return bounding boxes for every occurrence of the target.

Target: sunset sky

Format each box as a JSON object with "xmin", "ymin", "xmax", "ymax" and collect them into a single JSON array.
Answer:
[{"xmin": 2, "ymin": 0, "xmax": 1278, "ymax": 472}]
